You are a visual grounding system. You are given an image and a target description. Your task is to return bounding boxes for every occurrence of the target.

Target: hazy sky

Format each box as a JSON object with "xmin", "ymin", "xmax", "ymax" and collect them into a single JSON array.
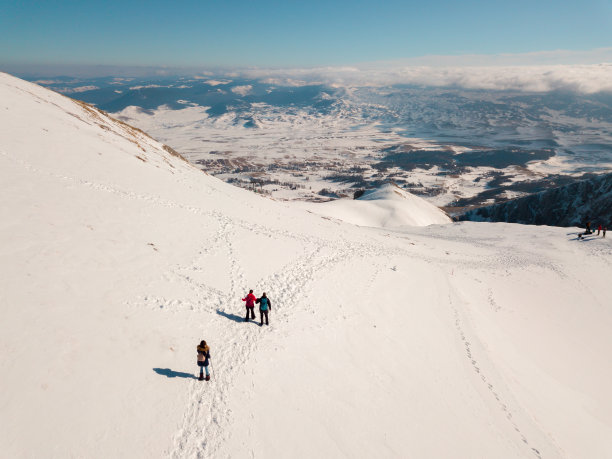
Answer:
[{"xmin": 1, "ymin": 0, "xmax": 611, "ymax": 70}]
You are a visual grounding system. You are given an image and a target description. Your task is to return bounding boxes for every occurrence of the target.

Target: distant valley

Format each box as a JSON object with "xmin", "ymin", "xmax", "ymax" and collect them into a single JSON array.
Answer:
[{"xmin": 31, "ymin": 75, "xmax": 612, "ymax": 213}]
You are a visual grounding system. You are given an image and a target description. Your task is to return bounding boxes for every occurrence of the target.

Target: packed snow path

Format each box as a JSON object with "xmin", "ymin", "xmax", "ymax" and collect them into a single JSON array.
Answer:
[{"xmin": 2, "ymin": 73, "xmax": 612, "ymax": 458}]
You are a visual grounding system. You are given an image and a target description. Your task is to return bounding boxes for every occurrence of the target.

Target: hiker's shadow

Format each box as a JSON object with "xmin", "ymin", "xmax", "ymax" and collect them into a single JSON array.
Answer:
[
  {"xmin": 570, "ymin": 233, "xmax": 600, "ymax": 241},
  {"xmin": 217, "ymin": 309, "xmax": 258, "ymax": 325},
  {"xmin": 567, "ymin": 231, "xmax": 601, "ymax": 241},
  {"xmin": 153, "ymin": 368, "xmax": 195, "ymax": 379}
]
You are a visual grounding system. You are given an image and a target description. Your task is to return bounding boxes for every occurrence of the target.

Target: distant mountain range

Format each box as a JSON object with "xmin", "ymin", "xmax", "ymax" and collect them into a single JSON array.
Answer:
[{"xmin": 458, "ymin": 172, "xmax": 612, "ymax": 227}]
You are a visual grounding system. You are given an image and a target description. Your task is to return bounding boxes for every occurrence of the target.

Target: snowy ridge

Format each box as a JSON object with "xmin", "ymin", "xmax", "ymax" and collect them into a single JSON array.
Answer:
[
  {"xmin": 297, "ymin": 183, "xmax": 452, "ymax": 227},
  {"xmin": 1, "ymin": 73, "xmax": 612, "ymax": 458}
]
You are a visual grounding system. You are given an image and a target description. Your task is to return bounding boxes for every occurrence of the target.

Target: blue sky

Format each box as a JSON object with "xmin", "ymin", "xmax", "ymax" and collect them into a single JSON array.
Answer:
[{"xmin": 1, "ymin": 0, "xmax": 611, "ymax": 71}]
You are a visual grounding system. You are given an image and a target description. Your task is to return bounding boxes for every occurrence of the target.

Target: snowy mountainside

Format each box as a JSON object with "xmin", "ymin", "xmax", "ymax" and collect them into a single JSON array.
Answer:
[
  {"xmin": 459, "ymin": 172, "xmax": 612, "ymax": 226},
  {"xmin": 297, "ymin": 183, "xmax": 452, "ymax": 227},
  {"xmin": 1, "ymin": 73, "xmax": 612, "ymax": 459}
]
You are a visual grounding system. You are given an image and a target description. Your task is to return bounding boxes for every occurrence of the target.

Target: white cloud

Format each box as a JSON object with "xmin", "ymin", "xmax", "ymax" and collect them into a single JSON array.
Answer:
[
  {"xmin": 203, "ymin": 79, "xmax": 232, "ymax": 86},
  {"xmin": 129, "ymin": 84, "xmax": 170, "ymax": 90},
  {"xmin": 58, "ymin": 85, "xmax": 99, "ymax": 93},
  {"xmin": 260, "ymin": 77, "xmax": 319, "ymax": 87},
  {"xmin": 231, "ymin": 85, "xmax": 253, "ymax": 96},
  {"xmin": 237, "ymin": 49, "xmax": 612, "ymax": 93},
  {"xmin": 19, "ymin": 48, "xmax": 612, "ymax": 94},
  {"xmin": 239, "ymin": 63, "xmax": 612, "ymax": 94},
  {"xmin": 192, "ymin": 72, "xmax": 214, "ymax": 79}
]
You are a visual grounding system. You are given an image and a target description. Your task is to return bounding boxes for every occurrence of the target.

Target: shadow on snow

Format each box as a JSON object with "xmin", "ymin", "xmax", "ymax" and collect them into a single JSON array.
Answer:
[
  {"xmin": 153, "ymin": 368, "xmax": 196, "ymax": 379},
  {"xmin": 216, "ymin": 309, "xmax": 259, "ymax": 324}
]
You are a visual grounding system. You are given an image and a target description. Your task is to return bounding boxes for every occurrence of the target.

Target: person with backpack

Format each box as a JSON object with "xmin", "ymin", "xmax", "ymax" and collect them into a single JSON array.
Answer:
[
  {"xmin": 242, "ymin": 289, "xmax": 257, "ymax": 321},
  {"xmin": 197, "ymin": 340, "xmax": 211, "ymax": 381},
  {"xmin": 256, "ymin": 292, "xmax": 272, "ymax": 326}
]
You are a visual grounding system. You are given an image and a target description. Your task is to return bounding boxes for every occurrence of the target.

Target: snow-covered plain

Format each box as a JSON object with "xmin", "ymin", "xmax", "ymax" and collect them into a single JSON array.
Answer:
[{"xmin": 2, "ymin": 73, "xmax": 612, "ymax": 458}]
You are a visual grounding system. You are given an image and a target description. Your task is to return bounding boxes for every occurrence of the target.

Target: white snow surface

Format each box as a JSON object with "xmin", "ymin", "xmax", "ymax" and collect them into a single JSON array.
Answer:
[
  {"xmin": 297, "ymin": 183, "xmax": 452, "ymax": 227},
  {"xmin": 1, "ymin": 72, "xmax": 612, "ymax": 459}
]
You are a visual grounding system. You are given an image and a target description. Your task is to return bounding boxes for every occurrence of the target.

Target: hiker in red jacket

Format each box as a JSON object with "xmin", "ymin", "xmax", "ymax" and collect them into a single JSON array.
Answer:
[{"xmin": 242, "ymin": 289, "xmax": 257, "ymax": 321}]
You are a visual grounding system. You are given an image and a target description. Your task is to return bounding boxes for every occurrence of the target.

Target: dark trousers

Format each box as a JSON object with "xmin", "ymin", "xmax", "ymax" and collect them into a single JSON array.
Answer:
[
  {"xmin": 245, "ymin": 306, "xmax": 255, "ymax": 320},
  {"xmin": 260, "ymin": 309, "xmax": 269, "ymax": 325}
]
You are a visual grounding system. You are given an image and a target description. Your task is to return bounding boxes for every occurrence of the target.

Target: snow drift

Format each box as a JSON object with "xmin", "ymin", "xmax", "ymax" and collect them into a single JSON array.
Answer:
[{"xmin": 1, "ymin": 72, "xmax": 612, "ymax": 459}]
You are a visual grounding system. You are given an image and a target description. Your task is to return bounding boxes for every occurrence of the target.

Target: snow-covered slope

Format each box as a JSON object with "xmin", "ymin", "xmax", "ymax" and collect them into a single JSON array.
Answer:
[
  {"xmin": 1, "ymin": 72, "xmax": 612, "ymax": 459},
  {"xmin": 298, "ymin": 183, "xmax": 451, "ymax": 227}
]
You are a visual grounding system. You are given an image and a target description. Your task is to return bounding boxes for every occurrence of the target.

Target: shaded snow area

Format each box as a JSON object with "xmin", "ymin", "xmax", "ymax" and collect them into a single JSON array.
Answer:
[
  {"xmin": 296, "ymin": 183, "xmax": 452, "ymax": 227},
  {"xmin": 1, "ymin": 72, "xmax": 612, "ymax": 458}
]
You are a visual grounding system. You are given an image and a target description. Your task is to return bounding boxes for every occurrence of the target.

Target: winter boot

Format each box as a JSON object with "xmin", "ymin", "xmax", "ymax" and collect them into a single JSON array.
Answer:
[
  {"xmin": 205, "ymin": 374, "xmax": 210, "ymax": 381},
  {"xmin": 198, "ymin": 374, "xmax": 204, "ymax": 381}
]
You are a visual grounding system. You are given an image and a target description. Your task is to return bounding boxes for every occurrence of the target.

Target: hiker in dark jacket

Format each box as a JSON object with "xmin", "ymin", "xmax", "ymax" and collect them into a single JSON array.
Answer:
[
  {"xmin": 197, "ymin": 340, "xmax": 211, "ymax": 381},
  {"xmin": 256, "ymin": 293, "xmax": 272, "ymax": 326}
]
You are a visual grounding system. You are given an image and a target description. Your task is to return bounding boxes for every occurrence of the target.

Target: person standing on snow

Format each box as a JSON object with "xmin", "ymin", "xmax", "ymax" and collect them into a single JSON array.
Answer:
[
  {"xmin": 242, "ymin": 289, "xmax": 257, "ymax": 321},
  {"xmin": 256, "ymin": 292, "xmax": 272, "ymax": 326},
  {"xmin": 197, "ymin": 340, "xmax": 211, "ymax": 381},
  {"xmin": 598, "ymin": 224, "xmax": 602, "ymax": 235},
  {"xmin": 604, "ymin": 227, "xmax": 607, "ymax": 238}
]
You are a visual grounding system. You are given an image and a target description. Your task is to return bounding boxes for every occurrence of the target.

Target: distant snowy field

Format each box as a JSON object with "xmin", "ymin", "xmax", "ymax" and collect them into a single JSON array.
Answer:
[{"xmin": 2, "ymin": 73, "xmax": 612, "ymax": 458}]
